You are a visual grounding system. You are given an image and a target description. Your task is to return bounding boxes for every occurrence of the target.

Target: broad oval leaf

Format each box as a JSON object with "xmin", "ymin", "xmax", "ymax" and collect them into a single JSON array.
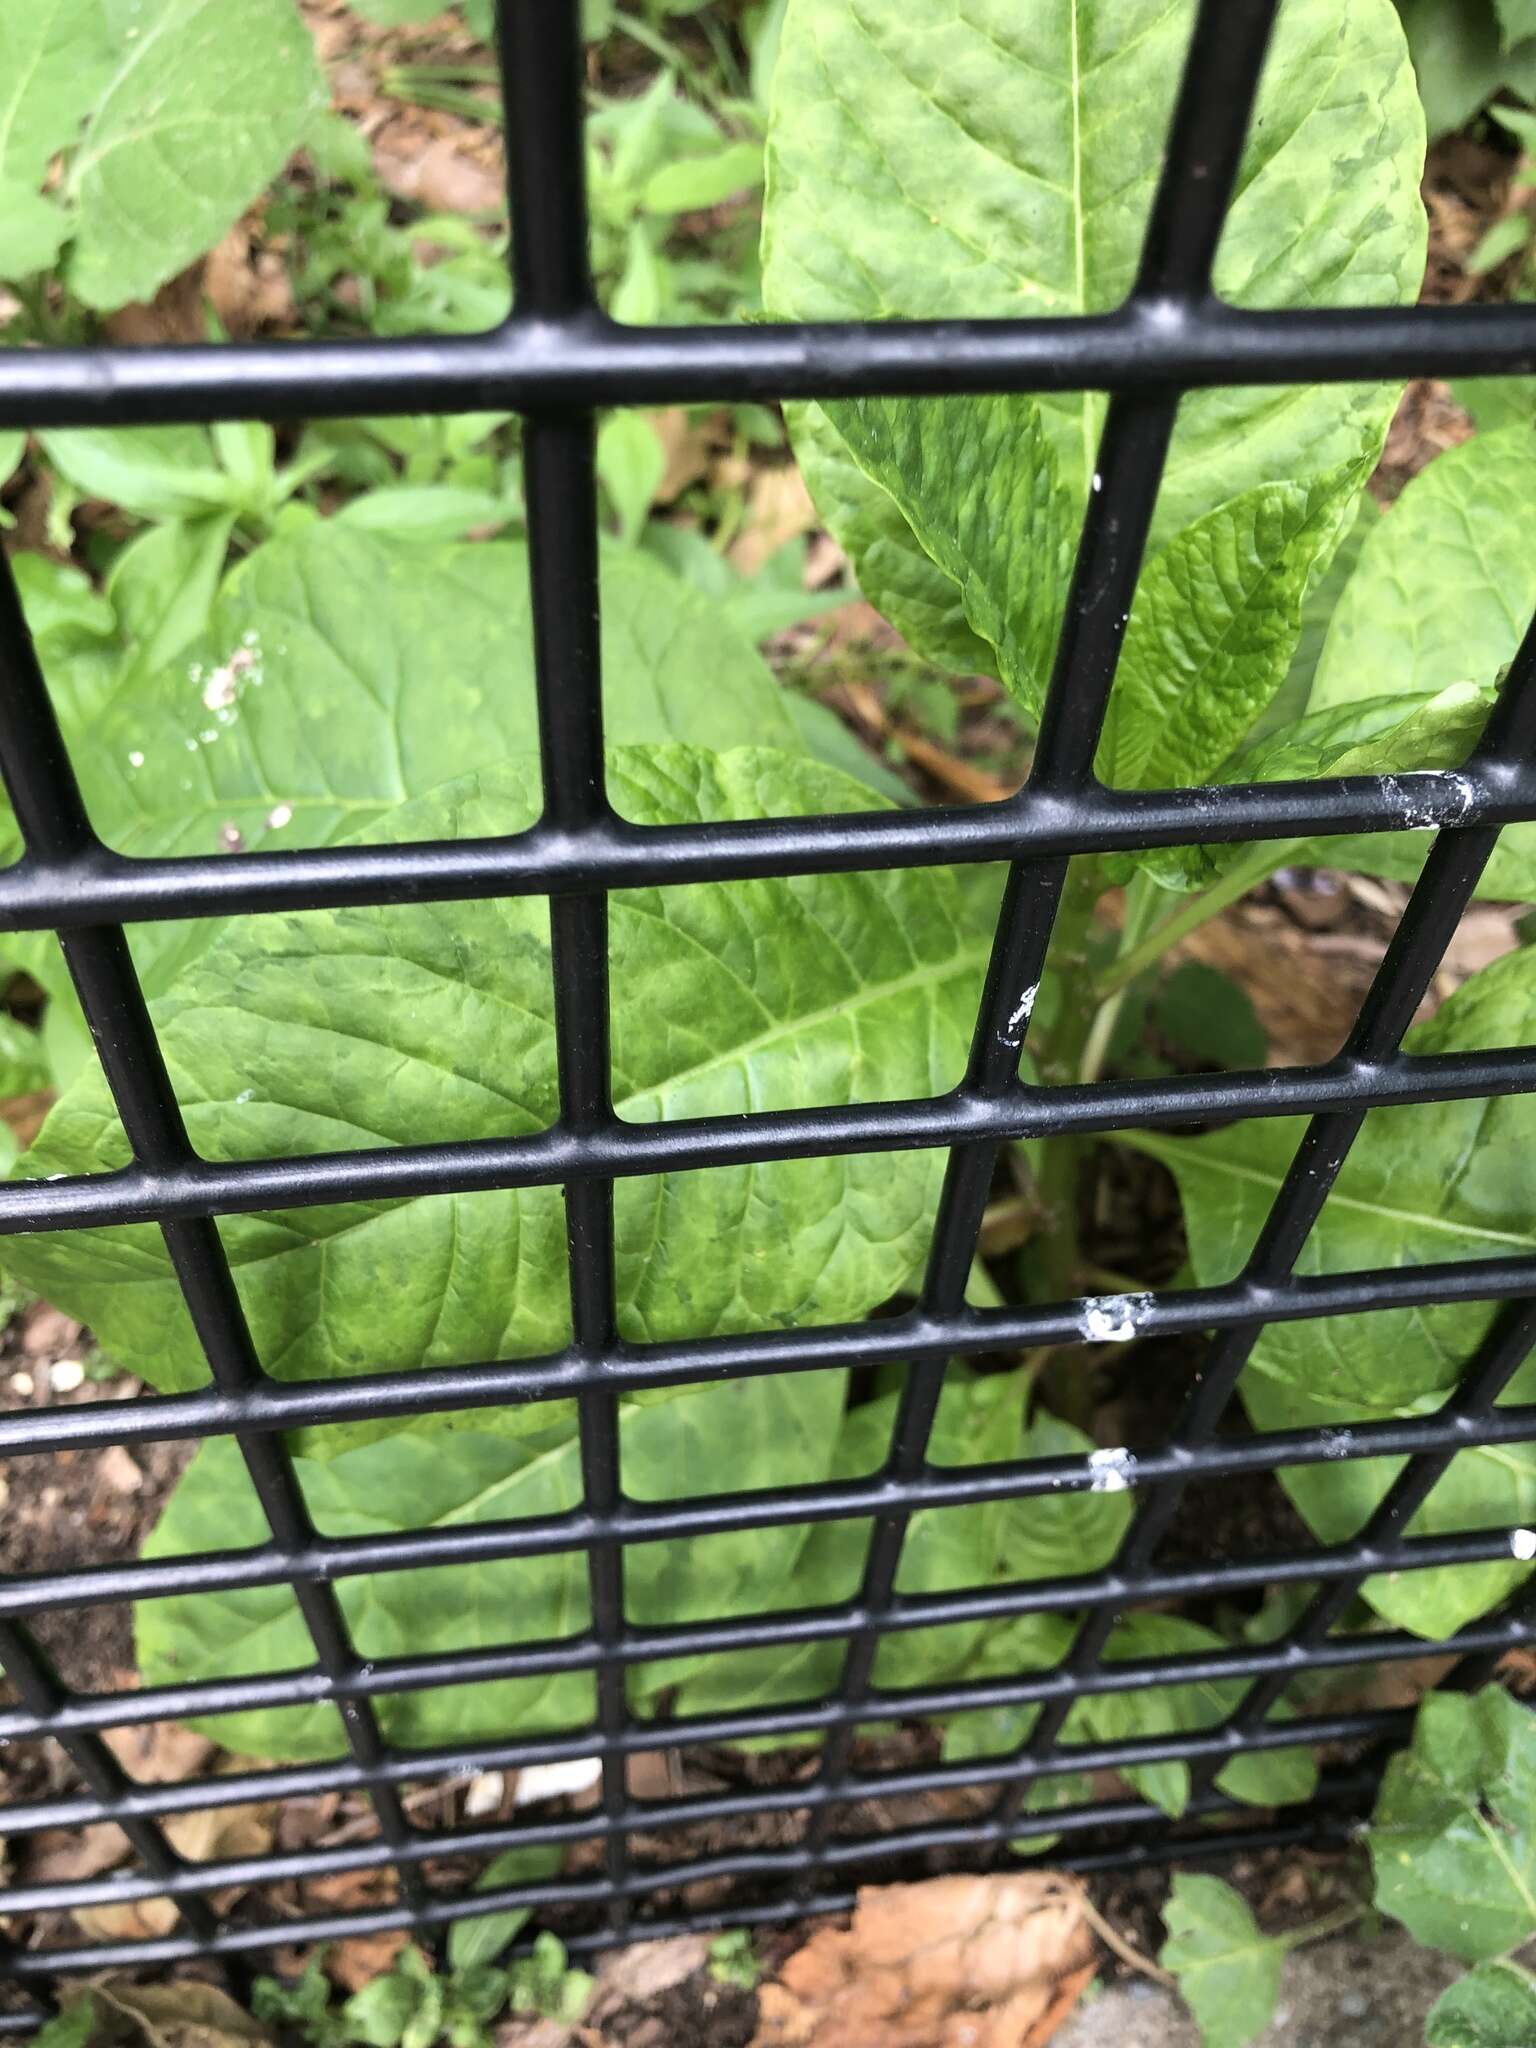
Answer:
[
  {"xmin": 7, "ymin": 749, "xmax": 993, "ymax": 1450},
  {"xmin": 63, "ymin": 0, "xmax": 326, "ymax": 311},
  {"xmin": 1135, "ymin": 946, "xmax": 1536, "ymax": 1636},
  {"xmin": 1426, "ymin": 1959, "xmax": 1536, "ymax": 2048},
  {"xmin": 1159, "ymin": 1872, "xmax": 1285, "ymax": 2048},
  {"xmin": 763, "ymin": 0, "xmax": 1425, "ymax": 649},
  {"xmin": 1370, "ymin": 1688, "xmax": 1536, "ymax": 1963},
  {"xmin": 137, "ymin": 1365, "xmax": 850, "ymax": 1759}
]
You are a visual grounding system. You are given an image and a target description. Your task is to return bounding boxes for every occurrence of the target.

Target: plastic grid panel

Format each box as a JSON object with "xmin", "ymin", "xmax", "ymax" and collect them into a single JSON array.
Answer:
[{"xmin": 0, "ymin": 0, "xmax": 1535, "ymax": 2014}]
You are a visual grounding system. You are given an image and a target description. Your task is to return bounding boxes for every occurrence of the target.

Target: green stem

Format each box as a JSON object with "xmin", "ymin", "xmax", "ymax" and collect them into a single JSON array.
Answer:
[
  {"xmin": 1030, "ymin": 858, "xmax": 1104, "ymax": 1316},
  {"xmin": 1078, "ymin": 868, "xmax": 1163, "ymax": 1084},
  {"xmin": 1094, "ymin": 838, "xmax": 1300, "ymax": 1002},
  {"xmin": 1277, "ymin": 1900, "xmax": 1367, "ymax": 1952}
]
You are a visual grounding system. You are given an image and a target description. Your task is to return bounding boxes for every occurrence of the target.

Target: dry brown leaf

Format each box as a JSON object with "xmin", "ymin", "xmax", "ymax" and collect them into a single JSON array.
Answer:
[
  {"xmin": 374, "ymin": 133, "xmax": 504, "ymax": 216},
  {"xmin": 165, "ymin": 1797, "xmax": 275, "ymax": 1868},
  {"xmin": 72, "ymin": 1894, "xmax": 181, "ymax": 1942},
  {"xmin": 750, "ymin": 1874, "xmax": 1093, "ymax": 2048},
  {"xmin": 25, "ymin": 1821, "xmax": 130, "ymax": 1885},
  {"xmin": 205, "ymin": 227, "xmax": 297, "ymax": 338},
  {"xmin": 590, "ymin": 1932, "xmax": 710, "ymax": 2014},
  {"xmin": 650, "ymin": 409, "xmax": 719, "ymax": 502},
  {"xmin": 727, "ymin": 467, "xmax": 819, "ymax": 576},
  {"xmin": 323, "ymin": 1929, "xmax": 411, "ymax": 1993},
  {"xmin": 77, "ymin": 1980, "xmax": 273, "ymax": 2048},
  {"xmin": 102, "ymin": 1724, "xmax": 215, "ymax": 1784},
  {"xmin": 97, "ymin": 1445, "xmax": 145, "ymax": 1495}
]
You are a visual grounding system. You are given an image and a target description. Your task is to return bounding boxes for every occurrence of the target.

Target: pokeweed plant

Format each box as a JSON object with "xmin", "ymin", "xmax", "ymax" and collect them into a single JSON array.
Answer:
[
  {"xmin": 0, "ymin": 0, "xmax": 1530, "ymax": 1877},
  {"xmin": 1160, "ymin": 1686, "xmax": 1536, "ymax": 2048}
]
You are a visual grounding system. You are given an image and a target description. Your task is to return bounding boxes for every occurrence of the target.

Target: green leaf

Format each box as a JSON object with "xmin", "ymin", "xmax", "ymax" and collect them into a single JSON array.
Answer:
[
  {"xmin": 105, "ymin": 513, "xmax": 239, "ymax": 686},
  {"xmin": 0, "ymin": 184, "xmax": 68, "ymax": 279},
  {"xmin": 764, "ymin": 0, "xmax": 1425, "ymax": 639},
  {"xmin": 1427, "ymin": 1960, "xmax": 1536, "ymax": 2048},
  {"xmin": 1265, "ymin": 491, "xmax": 1381, "ymax": 734},
  {"xmin": 38, "ymin": 428, "xmax": 243, "ymax": 522},
  {"xmin": 1160, "ymin": 1873, "xmax": 1285, "ymax": 2048},
  {"xmin": 819, "ymin": 393, "xmax": 1074, "ymax": 720},
  {"xmin": 64, "ymin": 0, "xmax": 326, "ymax": 311},
  {"xmin": 1453, "ymin": 378, "xmax": 1536, "ymax": 432},
  {"xmin": 1152, "ymin": 962, "xmax": 1267, "ymax": 1071},
  {"xmin": 1138, "ymin": 680, "xmax": 1496, "ymax": 892},
  {"xmin": 1468, "ymin": 213, "xmax": 1534, "ymax": 275},
  {"xmin": 1395, "ymin": 0, "xmax": 1504, "ymax": 138},
  {"xmin": 140, "ymin": 1367, "xmax": 848, "ymax": 1757},
  {"xmin": 10, "ymin": 749, "xmax": 990, "ymax": 1446},
  {"xmin": 342, "ymin": 1970, "xmax": 421, "ymax": 2048},
  {"xmin": 0, "ymin": 1013, "xmax": 52, "ymax": 1100},
  {"xmin": 1496, "ymin": 0, "xmax": 1536, "ymax": 50},
  {"xmin": 1370, "ymin": 1688, "xmax": 1536, "ymax": 1962},
  {"xmin": 1134, "ymin": 947, "xmax": 1536, "ymax": 1637},
  {"xmin": 1315, "ymin": 429, "xmax": 1536, "ymax": 713},
  {"xmin": 0, "ymin": 5, "xmax": 116, "ymax": 209},
  {"xmin": 596, "ymin": 412, "xmax": 666, "ymax": 546},
  {"xmin": 1104, "ymin": 468, "xmax": 1366, "ymax": 791},
  {"xmin": 334, "ymin": 486, "xmax": 516, "ymax": 540},
  {"xmin": 641, "ymin": 140, "xmax": 764, "ymax": 214},
  {"xmin": 447, "ymin": 1846, "xmax": 564, "ymax": 1972}
]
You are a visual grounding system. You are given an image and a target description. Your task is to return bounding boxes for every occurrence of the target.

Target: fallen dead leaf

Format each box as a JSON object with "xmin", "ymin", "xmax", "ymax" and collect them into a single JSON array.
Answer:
[
  {"xmin": 374, "ymin": 132, "xmax": 505, "ymax": 216},
  {"xmin": 651, "ymin": 409, "xmax": 720, "ymax": 502},
  {"xmin": 25, "ymin": 1822, "xmax": 131, "ymax": 1885},
  {"xmin": 322, "ymin": 1928, "xmax": 411, "ymax": 1994},
  {"xmin": 67, "ymin": 1981, "xmax": 273, "ymax": 2048},
  {"xmin": 103, "ymin": 1724, "xmax": 215, "ymax": 1785},
  {"xmin": 750, "ymin": 1873, "xmax": 1094, "ymax": 2048},
  {"xmin": 727, "ymin": 466, "xmax": 819, "ymax": 576},
  {"xmin": 589, "ymin": 1932, "xmax": 710, "ymax": 2014},
  {"xmin": 96, "ymin": 1444, "xmax": 145, "ymax": 1495},
  {"xmin": 72, "ymin": 1893, "xmax": 181, "ymax": 1942}
]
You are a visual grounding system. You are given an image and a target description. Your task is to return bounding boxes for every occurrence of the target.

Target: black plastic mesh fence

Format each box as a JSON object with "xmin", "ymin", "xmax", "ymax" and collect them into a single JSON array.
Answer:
[{"xmin": 2, "ymin": 0, "xmax": 1536, "ymax": 2018}]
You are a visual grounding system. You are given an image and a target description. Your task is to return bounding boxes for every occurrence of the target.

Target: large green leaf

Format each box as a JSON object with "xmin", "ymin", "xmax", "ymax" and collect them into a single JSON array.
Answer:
[
  {"xmin": 10, "ymin": 522, "xmax": 886, "ymax": 1010},
  {"xmin": 1103, "ymin": 468, "xmax": 1366, "ymax": 792},
  {"xmin": 1138, "ymin": 681, "xmax": 1496, "ymax": 892},
  {"xmin": 63, "ymin": 0, "xmax": 325, "ymax": 310},
  {"xmin": 7, "ymin": 749, "xmax": 992, "ymax": 1450},
  {"xmin": 137, "ymin": 1365, "xmax": 850, "ymax": 1760},
  {"xmin": 1160, "ymin": 1873, "xmax": 1286, "ymax": 2048},
  {"xmin": 819, "ymin": 394, "xmax": 1074, "ymax": 720},
  {"xmin": 1134, "ymin": 947, "xmax": 1536, "ymax": 1637},
  {"xmin": 763, "ymin": 0, "xmax": 1425, "ymax": 652},
  {"xmin": 1427, "ymin": 1961, "xmax": 1536, "ymax": 2048},
  {"xmin": 941, "ymin": 1609, "xmax": 1313, "ymax": 1822},
  {"xmin": 1370, "ymin": 1688, "xmax": 1536, "ymax": 1963},
  {"xmin": 1394, "ymin": 0, "xmax": 1504, "ymax": 139},
  {"xmin": 0, "ymin": 3, "xmax": 115, "ymax": 278},
  {"xmin": 1314, "ymin": 429, "xmax": 1536, "ymax": 715}
]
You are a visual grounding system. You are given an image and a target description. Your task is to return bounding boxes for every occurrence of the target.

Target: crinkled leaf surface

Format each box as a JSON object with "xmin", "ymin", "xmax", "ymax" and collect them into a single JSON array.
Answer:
[
  {"xmin": 13, "ymin": 522, "xmax": 872, "ymax": 1004},
  {"xmin": 1138, "ymin": 681, "xmax": 1495, "ymax": 891},
  {"xmin": 8, "ymin": 749, "xmax": 991, "ymax": 1452},
  {"xmin": 1426, "ymin": 1960, "xmax": 1536, "ymax": 2048},
  {"xmin": 137, "ymin": 1365, "xmax": 849, "ymax": 1759},
  {"xmin": 763, "ymin": 0, "xmax": 1424, "ymax": 653},
  {"xmin": 0, "ymin": 3, "xmax": 115, "ymax": 278},
  {"xmin": 1160, "ymin": 1873, "xmax": 1285, "ymax": 2048},
  {"xmin": 63, "ymin": 0, "xmax": 325, "ymax": 310},
  {"xmin": 1102, "ymin": 468, "xmax": 1366, "ymax": 793},
  {"xmin": 1370, "ymin": 1688, "xmax": 1536, "ymax": 1962},
  {"xmin": 1134, "ymin": 948, "xmax": 1536, "ymax": 1637},
  {"xmin": 1314, "ymin": 429, "xmax": 1536, "ymax": 714}
]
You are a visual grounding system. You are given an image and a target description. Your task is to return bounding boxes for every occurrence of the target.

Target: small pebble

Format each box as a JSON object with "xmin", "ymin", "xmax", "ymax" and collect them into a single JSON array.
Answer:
[
  {"xmin": 49, "ymin": 1359, "xmax": 85, "ymax": 1393},
  {"xmin": 1338, "ymin": 1990, "xmax": 1370, "ymax": 2020},
  {"xmin": 10, "ymin": 1371, "xmax": 34, "ymax": 1396}
]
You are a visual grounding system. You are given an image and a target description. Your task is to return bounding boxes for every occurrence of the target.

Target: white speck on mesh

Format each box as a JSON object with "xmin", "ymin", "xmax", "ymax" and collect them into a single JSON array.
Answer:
[
  {"xmin": 1003, "ymin": 983, "xmax": 1038, "ymax": 1044},
  {"xmin": 1321, "ymin": 1428, "xmax": 1353, "ymax": 1459},
  {"xmin": 1087, "ymin": 1446, "xmax": 1136, "ymax": 1493},
  {"xmin": 1080, "ymin": 1293, "xmax": 1153, "ymax": 1343},
  {"xmin": 1513, "ymin": 1528, "xmax": 1536, "ymax": 1562},
  {"xmin": 515, "ymin": 1756, "xmax": 602, "ymax": 1806},
  {"xmin": 1091, "ymin": 471, "xmax": 1102, "ymax": 493}
]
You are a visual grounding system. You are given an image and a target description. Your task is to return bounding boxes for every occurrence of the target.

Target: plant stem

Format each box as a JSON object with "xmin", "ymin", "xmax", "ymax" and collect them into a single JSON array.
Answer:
[
  {"xmin": 1278, "ymin": 1900, "xmax": 1367, "ymax": 1952},
  {"xmin": 1030, "ymin": 858, "xmax": 1104, "ymax": 1312},
  {"xmin": 1093, "ymin": 838, "xmax": 1301, "ymax": 1001},
  {"xmin": 1078, "ymin": 867, "xmax": 1163, "ymax": 1084}
]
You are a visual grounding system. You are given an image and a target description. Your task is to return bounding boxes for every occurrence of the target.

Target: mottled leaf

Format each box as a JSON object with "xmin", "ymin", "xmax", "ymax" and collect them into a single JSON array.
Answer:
[
  {"xmin": 8, "ymin": 750, "xmax": 991, "ymax": 1451},
  {"xmin": 1135, "ymin": 948, "xmax": 1536, "ymax": 1637},
  {"xmin": 1370, "ymin": 1688, "xmax": 1536, "ymax": 1962},
  {"xmin": 1427, "ymin": 1959, "xmax": 1536, "ymax": 2048}
]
